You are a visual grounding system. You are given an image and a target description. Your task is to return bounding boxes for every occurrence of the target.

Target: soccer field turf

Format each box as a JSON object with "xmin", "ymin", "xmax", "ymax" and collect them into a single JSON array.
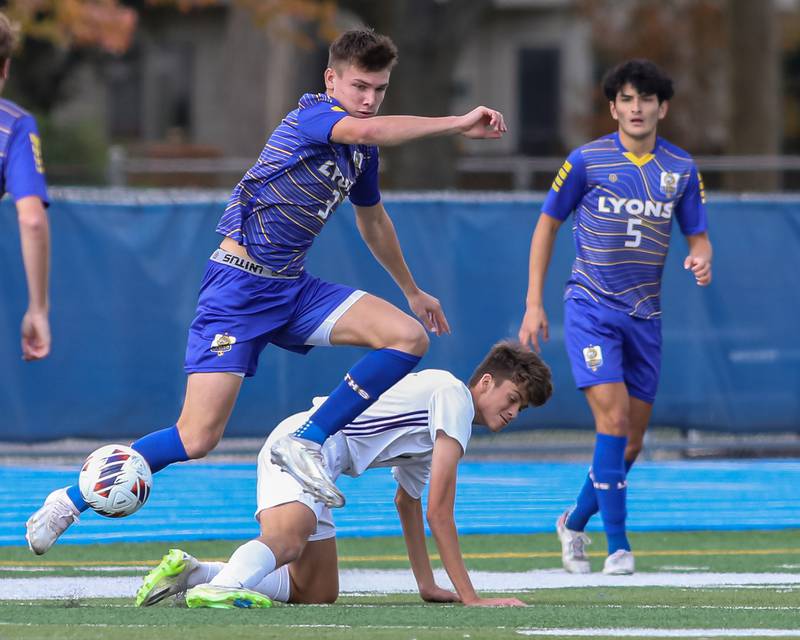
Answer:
[{"xmin": 1, "ymin": 530, "xmax": 798, "ymax": 639}]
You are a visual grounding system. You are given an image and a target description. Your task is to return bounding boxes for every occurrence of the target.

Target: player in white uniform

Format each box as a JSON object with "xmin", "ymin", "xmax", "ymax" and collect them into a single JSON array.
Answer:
[{"xmin": 136, "ymin": 341, "xmax": 552, "ymax": 608}]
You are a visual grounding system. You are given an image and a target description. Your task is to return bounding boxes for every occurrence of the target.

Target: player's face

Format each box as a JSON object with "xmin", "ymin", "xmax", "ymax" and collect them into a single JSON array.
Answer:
[
  {"xmin": 610, "ymin": 82, "xmax": 668, "ymax": 142},
  {"xmin": 325, "ymin": 64, "xmax": 391, "ymax": 118},
  {"xmin": 473, "ymin": 375, "xmax": 527, "ymax": 432}
]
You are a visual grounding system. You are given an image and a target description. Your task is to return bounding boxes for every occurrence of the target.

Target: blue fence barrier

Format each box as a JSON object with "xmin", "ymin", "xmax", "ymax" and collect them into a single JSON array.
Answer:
[{"xmin": 1, "ymin": 192, "xmax": 798, "ymax": 441}]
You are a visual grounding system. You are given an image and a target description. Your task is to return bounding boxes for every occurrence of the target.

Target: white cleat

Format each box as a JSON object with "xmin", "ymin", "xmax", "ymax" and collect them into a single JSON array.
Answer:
[
  {"xmin": 603, "ymin": 549, "xmax": 635, "ymax": 575},
  {"xmin": 25, "ymin": 487, "xmax": 80, "ymax": 555},
  {"xmin": 556, "ymin": 509, "xmax": 591, "ymax": 574},
  {"xmin": 270, "ymin": 435, "xmax": 345, "ymax": 508}
]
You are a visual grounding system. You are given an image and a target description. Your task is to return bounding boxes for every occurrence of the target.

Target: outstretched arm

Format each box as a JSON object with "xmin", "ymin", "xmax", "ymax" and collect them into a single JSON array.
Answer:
[
  {"xmin": 16, "ymin": 195, "xmax": 51, "ymax": 361},
  {"xmin": 354, "ymin": 202, "xmax": 450, "ymax": 335},
  {"xmin": 427, "ymin": 432, "xmax": 525, "ymax": 607},
  {"xmin": 395, "ymin": 485, "xmax": 459, "ymax": 603},
  {"xmin": 331, "ymin": 106, "xmax": 506, "ymax": 146}
]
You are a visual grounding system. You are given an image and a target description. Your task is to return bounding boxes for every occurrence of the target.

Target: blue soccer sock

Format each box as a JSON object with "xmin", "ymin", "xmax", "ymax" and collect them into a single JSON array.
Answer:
[
  {"xmin": 65, "ymin": 485, "xmax": 89, "ymax": 513},
  {"xmin": 65, "ymin": 425, "xmax": 189, "ymax": 513},
  {"xmin": 293, "ymin": 348, "xmax": 421, "ymax": 445},
  {"xmin": 566, "ymin": 457, "xmax": 635, "ymax": 532},
  {"xmin": 591, "ymin": 433, "xmax": 631, "ymax": 554},
  {"xmin": 131, "ymin": 425, "xmax": 190, "ymax": 473}
]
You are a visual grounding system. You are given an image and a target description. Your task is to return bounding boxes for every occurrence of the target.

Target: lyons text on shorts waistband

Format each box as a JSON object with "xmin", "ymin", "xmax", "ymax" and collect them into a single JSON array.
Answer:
[{"xmin": 210, "ymin": 249, "xmax": 300, "ymax": 279}]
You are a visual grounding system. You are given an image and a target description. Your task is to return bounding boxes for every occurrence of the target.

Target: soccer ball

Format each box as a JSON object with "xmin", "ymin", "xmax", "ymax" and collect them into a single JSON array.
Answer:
[{"xmin": 78, "ymin": 444, "xmax": 152, "ymax": 518}]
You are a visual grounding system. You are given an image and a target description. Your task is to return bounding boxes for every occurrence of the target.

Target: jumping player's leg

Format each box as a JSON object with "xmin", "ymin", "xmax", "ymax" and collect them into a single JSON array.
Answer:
[
  {"xmin": 175, "ymin": 372, "xmax": 244, "ymax": 458},
  {"xmin": 26, "ymin": 373, "xmax": 243, "ymax": 555},
  {"xmin": 271, "ymin": 293, "xmax": 427, "ymax": 507},
  {"xmin": 292, "ymin": 294, "xmax": 427, "ymax": 445},
  {"xmin": 65, "ymin": 372, "xmax": 242, "ymax": 512},
  {"xmin": 28, "ymin": 257, "xmax": 287, "ymax": 554}
]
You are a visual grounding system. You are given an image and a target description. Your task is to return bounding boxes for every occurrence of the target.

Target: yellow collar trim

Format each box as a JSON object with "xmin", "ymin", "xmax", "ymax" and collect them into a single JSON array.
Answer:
[{"xmin": 623, "ymin": 152, "xmax": 655, "ymax": 167}]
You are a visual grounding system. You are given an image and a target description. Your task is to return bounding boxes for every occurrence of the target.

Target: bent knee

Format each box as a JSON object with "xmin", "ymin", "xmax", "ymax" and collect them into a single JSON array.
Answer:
[
  {"xmin": 282, "ymin": 541, "xmax": 307, "ymax": 565},
  {"xmin": 176, "ymin": 423, "xmax": 224, "ymax": 459},
  {"xmin": 263, "ymin": 536, "xmax": 308, "ymax": 566},
  {"xmin": 386, "ymin": 318, "xmax": 429, "ymax": 356},
  {"xmin": 596, "ymin": 413, "xmax": 629, "ymax": 438}
]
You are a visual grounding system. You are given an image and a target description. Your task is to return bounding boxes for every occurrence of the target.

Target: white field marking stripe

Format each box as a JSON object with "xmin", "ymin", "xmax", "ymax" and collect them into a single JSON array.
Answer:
[
  {"xmin": 517, "ymin": 630, "xmax": 800, "ymax": 638},
  {"xmin": 3, "ymin": 570, "xmax": 800, "ymax": 600},
  {"xmin": 564, "ymin": 604, "xmax": 799, "ymax": 611}
]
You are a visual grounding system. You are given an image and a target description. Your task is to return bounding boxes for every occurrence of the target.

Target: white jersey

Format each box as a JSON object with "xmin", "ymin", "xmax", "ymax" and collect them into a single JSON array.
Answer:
[
  {"xmin": 337, "ymin": 369, "xmax": 473, "ymax": 499},
  {"xmin": 257, "ymin": 369, "xmax": 474, "ymax": 538}
]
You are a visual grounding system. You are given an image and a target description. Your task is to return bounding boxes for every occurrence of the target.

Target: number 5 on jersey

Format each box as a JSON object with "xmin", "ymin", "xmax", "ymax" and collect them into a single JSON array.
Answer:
[{"xmin": 625, "ymin": 217, "xmax": 643, "ymax": 248}]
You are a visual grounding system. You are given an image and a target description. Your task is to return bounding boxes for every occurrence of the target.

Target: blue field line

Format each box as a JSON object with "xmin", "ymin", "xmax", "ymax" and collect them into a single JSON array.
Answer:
[{"xmin": 2, "ymin": 460, "xmax": 799, "ymax": 546}]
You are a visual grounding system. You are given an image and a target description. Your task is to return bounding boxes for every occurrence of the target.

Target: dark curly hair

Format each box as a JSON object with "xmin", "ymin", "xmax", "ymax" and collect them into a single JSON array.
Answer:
[{"xmin": 603, "ymin": 59, "xmax": 674, "ymax": 103}]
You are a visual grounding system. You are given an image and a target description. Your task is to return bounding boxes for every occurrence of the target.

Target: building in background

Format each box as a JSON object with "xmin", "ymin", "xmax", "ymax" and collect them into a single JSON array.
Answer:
[{"xmin": 6, "ymin": 0, "xmax": 798, "ymax": 190}]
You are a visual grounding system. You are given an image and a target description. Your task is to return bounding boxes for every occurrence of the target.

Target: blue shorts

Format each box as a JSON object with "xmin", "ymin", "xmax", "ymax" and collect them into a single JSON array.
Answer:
[
  {"xmin": 185, "ymin": 259, "xmax": 364, "ymax": 377},
  {"xmin": 563, "ymin": 297, "xmax": 661, "ymax": 404}
]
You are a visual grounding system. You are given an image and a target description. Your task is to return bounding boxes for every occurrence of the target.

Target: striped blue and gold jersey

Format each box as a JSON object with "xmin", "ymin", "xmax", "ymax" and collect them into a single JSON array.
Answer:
[
  {"xmin": 542, "ymin": 132, "xmax": 708, "ymax": 319},
  {"xmin": 217, "ymin": 93, "xmax": 381, "ymax": 276},
  {"xmin": 0, "ymin": 98, "xmax": 48, "ymax": 204}
]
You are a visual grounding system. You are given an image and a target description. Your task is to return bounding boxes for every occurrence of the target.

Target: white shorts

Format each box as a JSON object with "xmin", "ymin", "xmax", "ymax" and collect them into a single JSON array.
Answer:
[{"xmin": 255, "ymin": 411, "xmax": 350, "ymax": 541}]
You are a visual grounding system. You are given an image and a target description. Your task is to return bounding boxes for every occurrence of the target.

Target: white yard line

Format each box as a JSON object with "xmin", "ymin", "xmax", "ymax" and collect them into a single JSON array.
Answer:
[{"xmin": 2, "ymin": 570, "xmax": 800, "ymax": 600}]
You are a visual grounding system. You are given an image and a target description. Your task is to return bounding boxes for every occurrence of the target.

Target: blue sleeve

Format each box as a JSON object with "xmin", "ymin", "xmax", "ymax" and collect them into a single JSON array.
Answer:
[
  {"xmin": 348, "ymin": 149, "xmax": 381, "ymax": 207},
  {"xmin": 541, "ymin": 148, "xmax": 585, "ymax": 221},
  {"xmin": 5, "ymin": 115, "xmax": 49, "ymax": 205},
  {"xmin": 296, "ymin": 101, "xmax": 349, "ymax": 144},
  {"xmin": 674, "ymin": 165, "xmax": 708, "ymax": 236}
]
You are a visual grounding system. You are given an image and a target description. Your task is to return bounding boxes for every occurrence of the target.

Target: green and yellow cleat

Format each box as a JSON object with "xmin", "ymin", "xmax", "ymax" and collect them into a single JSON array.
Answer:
[
  {"xmin": 186, "ymin": 584, "xmax": 273, "ymax": 609},
  {"xmin": 136, "ymin": 548, "xmax": 198, "ymax": 607}
]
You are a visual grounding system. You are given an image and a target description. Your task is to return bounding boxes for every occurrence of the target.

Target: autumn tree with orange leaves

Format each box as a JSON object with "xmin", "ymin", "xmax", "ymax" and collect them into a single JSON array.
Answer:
[{"xmin": 2, "ymin": 0, "xmax": 341, "ymax": 54}]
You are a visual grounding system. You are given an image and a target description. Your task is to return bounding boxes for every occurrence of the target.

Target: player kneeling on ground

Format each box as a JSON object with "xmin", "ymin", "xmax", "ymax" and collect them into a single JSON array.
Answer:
[{"xmin": 137, "ymin": 341, "xmax": 552, "ymax": 608}]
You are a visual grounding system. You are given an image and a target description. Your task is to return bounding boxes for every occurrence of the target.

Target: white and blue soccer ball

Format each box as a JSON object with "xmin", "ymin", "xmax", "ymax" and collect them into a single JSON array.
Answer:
[{"xmin": 78, "ymin": 444, "xmax": 152, "ymax": 518}]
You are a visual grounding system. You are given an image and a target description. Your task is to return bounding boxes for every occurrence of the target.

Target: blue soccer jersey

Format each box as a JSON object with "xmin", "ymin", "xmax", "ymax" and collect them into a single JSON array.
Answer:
[
  {"xmin": 0, "ymin": 98, "xmax": 49, "ymax": 204},
  {"xmin": 216, "ymin": 93, "xmax": 381, "ymax": 277},
  {"xmin": 542, "ymin": 132, "xmax": 707, "ymax": 319}
]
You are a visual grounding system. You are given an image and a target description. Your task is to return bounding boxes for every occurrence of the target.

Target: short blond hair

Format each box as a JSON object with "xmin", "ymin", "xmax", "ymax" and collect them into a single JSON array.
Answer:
[{"xmin": 0, "ymin": 13, "xmax": 20, "ymax": 63}]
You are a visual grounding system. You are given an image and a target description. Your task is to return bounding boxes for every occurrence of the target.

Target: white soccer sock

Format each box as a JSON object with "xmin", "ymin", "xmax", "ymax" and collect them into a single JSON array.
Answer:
[
  {"xmin": 187, "ymin": 561, "xmax": 224, "ymax": 587},
  {"xmin": 250, "ymin": 564, "xmax": 291, "ymax": 602},
  {"xmin": 210, "ymin": 539, "xmax": 277, "ymax": 589}
]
